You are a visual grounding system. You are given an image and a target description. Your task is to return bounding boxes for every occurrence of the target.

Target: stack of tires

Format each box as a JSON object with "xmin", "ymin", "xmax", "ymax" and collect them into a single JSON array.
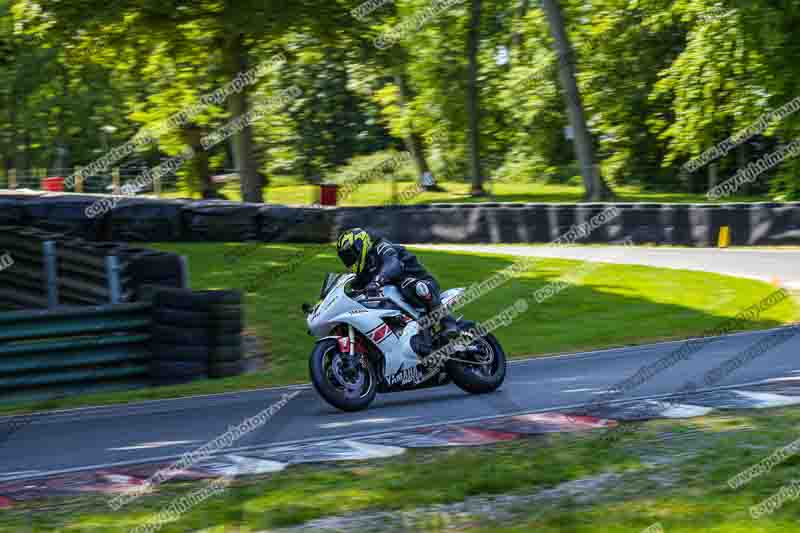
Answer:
[
  {"xmin": 23, "ymin": 195, "xmax": 110, "ymax": 241},
  {"xmin": 182, "ymin": 200, "xmax": 262, "ymax": 241},
  {"xmin": 261, "ymin": 205, "xmax": 333, "ymax": 243},
  {"xmin": 107, "ymin": 198, "xmax": 187, "ymax": 242},
  {"xmin": 0, "ymin": 198, "xmax": 25, "ymax": 225},
  {"xmin": 122, "ymin": 250, "xmax": 187, "ymax": 299},
  {"xmin": 149, "ymin": 288, "xmax": 246, "ymax": 385}
]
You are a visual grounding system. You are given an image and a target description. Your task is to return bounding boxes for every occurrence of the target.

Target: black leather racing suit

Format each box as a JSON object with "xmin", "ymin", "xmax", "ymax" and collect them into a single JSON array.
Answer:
[{"xmin": 351, "ymin": 238, "xmax": 444, "ymax": 318}]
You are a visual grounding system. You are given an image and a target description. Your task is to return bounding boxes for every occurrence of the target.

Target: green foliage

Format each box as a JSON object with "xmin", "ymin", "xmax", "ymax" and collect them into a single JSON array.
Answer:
[
  {"xmin": 323, "ymin": 148, "xmax": 416, "ymax": 184},
  {"xmin": 264, "ymin": 35, "xmax": 397, "ymax": 182},
  {"xmin": 3, "ymin": 0, "xmax": 800, "ymax": 200}
]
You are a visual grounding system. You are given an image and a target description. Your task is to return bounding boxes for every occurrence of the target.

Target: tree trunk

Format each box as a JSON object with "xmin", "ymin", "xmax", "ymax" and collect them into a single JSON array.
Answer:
[
  {"xmin": 51, "ymin": 62, "xmax": 70, "ymax": 175},
  {"xmin": 183, "ymin": 125, "xmax": 215, "ymax": 199},
  {"xmin": 195, "ymin": 149, "xmax": 214, "ymax": 199},
  {"xmin": 466, "ymin": 0, "xmax": 485, "ymax": 196},
  {"xmin": 541, "ymin": 0, "xmax": 613, "ymax": 201},
  {"xmin": 404, "ymin": 132, "xmax": 434, "ymax": 184},
  {"xmin": 13, "ymin": 94, "xmax": 27, "ymax": 177},
  {"xmin": 394, "ymin": 73, "xmax": 440, "ymax": 190},
  {"xmin": 737, "ymin": 144, "xmax": 749, "ymax": 195},
  {"xmin": 510, "ymin": 0, "xmax": 531, "ymax": 60},
  {"xmin": 708, "ymin": 162, "xmax": 718, "ymax": 193},
  {"xmin": 7, "ymin": 92, "xmax": 16, "ymax": 173},
  {"xmin": 223, "ymin": 33, "xmax": 262, "ymax": 203}
]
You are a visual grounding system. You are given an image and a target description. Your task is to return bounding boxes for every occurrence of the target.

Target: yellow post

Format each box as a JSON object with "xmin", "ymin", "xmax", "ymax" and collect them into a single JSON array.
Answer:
[
  {"xmin": 718, "ymin": 226, "xmax": 731, "ymax": 248},
  {"xmin": 8, "ymin": 168, "xmax": 16, "ymax": 189},
  {"xmin": 75, "ymin": 169, "xmax": 84, "ymax": 193},
  {"xmin": 112, "ymin": 167, "xmax": 121, "ymax": 195}
]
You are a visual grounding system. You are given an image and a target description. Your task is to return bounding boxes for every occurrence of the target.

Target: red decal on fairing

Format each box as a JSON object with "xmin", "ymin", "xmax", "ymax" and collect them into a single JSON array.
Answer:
[{"xmin": 370, "ymin": 324, "xmax": 392, "ymax": 344}]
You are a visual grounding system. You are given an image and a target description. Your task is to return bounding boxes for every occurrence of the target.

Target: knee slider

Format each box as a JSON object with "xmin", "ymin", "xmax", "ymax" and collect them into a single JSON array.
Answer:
[{"xmin": 415, "ymin": 281, "xmax": 432, "ymax": 300}]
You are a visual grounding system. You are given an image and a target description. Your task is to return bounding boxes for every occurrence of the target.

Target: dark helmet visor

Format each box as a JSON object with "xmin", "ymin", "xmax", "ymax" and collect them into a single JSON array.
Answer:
[{"xmin": 338, "ymin": 247, "xmax": 358, "ymax": 268}]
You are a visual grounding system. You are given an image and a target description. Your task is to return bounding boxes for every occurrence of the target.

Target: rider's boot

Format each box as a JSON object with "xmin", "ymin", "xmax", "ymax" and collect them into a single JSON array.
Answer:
[{"xmin": 439, "ymin": 313, "xmax": 460, "ymax": 340}]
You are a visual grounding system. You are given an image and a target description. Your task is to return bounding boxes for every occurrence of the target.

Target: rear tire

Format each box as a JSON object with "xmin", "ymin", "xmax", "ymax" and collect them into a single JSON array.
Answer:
[
  {"xmin": 310, "ymin": 339, "xmax": 377, "ymax": 412},
  {"xmin": 444, "ymin": 321, "xmax": 506, "ymax": 395}
]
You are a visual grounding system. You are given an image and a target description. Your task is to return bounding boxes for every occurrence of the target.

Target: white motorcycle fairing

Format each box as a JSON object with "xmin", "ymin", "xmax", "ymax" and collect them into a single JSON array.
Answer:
[{"xmin": 306, "ymin": 273, "xmax": 464, "ymax": 385}]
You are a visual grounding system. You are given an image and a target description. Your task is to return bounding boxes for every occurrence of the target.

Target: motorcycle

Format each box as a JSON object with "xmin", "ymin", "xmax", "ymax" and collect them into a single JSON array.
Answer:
[{"xmin": 302, "ymin": 273, "xmax": 507, "ymax": 411}]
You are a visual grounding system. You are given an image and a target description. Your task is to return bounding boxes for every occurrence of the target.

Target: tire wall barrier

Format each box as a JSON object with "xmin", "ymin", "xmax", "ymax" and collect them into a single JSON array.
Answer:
[
  {"xmin": 334, "ymin": 203, "xmax": 800, "ymax": 245},
  {"xmin": 185, "ymin": 201, "xmax": 262, "ymax": 241},
  {"xmin": 0, "ymin": 303, "xmax": 152, "ymax": 403},
  {"xmin": 109, "ymin": 198, "xmax": 186, "ymax": 242},
  {"xmin": 337, "ymin": 202, "xmax": 800, "ymax": 245},
  {"xmin": 614, "ymin": 204, "xmax": 665, "ymax": 244},
  {"xmin": 260, "ymin": 205, "xmax": 334, "ymax": 243},
  {"xmin": 750, "ymin": 202, "xmax": 800, "ymax": 245},
  {"xmin": 0, "ymin": 225, "xmax": 187, "ymax": 310},
  {"xmin": 147, "ymin": 286, "xmax": 246, "ymax": 385},
  {"xmin": 3, "ymin": 192, "xmax": 800, "ymax": 246}
]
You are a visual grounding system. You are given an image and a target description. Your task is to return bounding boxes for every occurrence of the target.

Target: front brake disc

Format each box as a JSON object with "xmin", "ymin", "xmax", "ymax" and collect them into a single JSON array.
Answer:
[{"xmin": 331, "ymin": 354, "xmax": 366, "ymax": 398}]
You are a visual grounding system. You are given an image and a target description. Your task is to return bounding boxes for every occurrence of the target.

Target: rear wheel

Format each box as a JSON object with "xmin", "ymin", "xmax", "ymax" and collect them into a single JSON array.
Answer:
[
  {"xmin": 444, "ymin": 321, "xmax": 506, "ymax": 394},
  {"xmin": 310, "ymin": 339, "xmax": 377, "ymax": 412}
]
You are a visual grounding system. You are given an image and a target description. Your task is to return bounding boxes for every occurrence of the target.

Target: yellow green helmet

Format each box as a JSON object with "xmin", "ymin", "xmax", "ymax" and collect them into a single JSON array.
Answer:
[{"xmin": 336, "ymin": 228, "xmax": 372, "ymax": 275}]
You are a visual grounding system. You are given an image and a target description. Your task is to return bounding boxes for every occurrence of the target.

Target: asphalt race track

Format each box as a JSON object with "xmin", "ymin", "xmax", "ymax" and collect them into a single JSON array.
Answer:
[{"xmin": 1, "ymin": 325, "xmax": 799, "ymax": 484}]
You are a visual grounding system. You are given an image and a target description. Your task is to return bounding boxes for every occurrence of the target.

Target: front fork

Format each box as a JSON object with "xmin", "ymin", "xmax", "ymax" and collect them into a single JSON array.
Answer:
[
  {"xmin": 335, "ymin": 325, "xmax": 356, "ymax": 356},
  {"xmin": 337, "ymin": 325, "xmax": 370, "ymax": 370}
]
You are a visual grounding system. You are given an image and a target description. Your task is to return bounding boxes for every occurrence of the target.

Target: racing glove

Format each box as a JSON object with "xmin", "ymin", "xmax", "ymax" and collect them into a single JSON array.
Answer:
[{"xmin": 366, "ymin": 276, "xmax": 387, "ymax": 297}]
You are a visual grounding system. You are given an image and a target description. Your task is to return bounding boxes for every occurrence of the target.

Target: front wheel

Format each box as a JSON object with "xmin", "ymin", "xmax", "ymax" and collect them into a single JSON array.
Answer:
[
  {"xmin": 310, "ymin": 339, "xmax": 377, "ymax": 412},
  {"xmin": 444, "ymin": 321, "xmax": 506, "ymax": 395}
]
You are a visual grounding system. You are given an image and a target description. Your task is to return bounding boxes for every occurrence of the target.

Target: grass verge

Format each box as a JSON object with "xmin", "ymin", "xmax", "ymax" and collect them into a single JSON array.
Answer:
[
  {"xmin": 162, "ymin": 180, "xmax": 766, "ymax": 205},
  {"xmin": 5, "ymin": 406, "xmax": 800, "ymax": 531}
]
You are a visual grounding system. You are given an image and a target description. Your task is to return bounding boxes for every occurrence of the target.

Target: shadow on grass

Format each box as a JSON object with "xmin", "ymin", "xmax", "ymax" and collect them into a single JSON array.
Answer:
[{"xmin": 154, "ymin": 243, "xmax": 792, "ymax": 390}]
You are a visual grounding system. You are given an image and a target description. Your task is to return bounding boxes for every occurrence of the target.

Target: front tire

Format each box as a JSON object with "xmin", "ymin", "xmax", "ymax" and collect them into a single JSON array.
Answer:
[
  {"xmin": 445, "ymin": 321, "xmax": 506, "ymax": 395},
  {"xmin": 310, "ymin": 339, "xmax": 377, "ymax": 412}
]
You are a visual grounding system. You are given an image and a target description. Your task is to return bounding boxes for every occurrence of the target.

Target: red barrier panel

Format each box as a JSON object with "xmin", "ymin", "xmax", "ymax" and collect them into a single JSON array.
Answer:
[
  {"xmin": 320, "ymin": 183, "xmax": 338, "ymax": 206},
  {"xmin": 41, "ymin": 177, "xmax": 65, "ymax": 192}
]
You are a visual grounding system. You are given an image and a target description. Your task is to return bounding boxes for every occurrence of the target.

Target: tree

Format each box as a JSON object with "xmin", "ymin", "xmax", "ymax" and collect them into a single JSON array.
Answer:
[
  {"xmin": 348, "ymin": 4, "xmax": 443, "ymax": 190},
  {"xmin": 466, "ymin": 0, "xmax": 485, "ymax": 196},
  {"xmin": 541, "ymin": 0, "xmax": 613, "ymax": 200},
  {"xmin": 394, "ymin": 71, "xmax": 436, "ymax": 187},
  {"xmin": 14, "ymin": 0, "xmax": 357, "ymax": 202},
  {"xmin": 222, "ymin": 30, "xmax": 260, "ymax": 202},
  {"xmin": 510, "ymin": 0, "xmax": 531, "ymax": 59}
]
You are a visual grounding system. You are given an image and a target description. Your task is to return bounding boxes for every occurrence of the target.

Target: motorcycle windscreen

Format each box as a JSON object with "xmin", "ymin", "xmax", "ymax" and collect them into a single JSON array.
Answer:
[{"xmin": 319, "ymin": 273, "xmax": 347, "ymax": 301}]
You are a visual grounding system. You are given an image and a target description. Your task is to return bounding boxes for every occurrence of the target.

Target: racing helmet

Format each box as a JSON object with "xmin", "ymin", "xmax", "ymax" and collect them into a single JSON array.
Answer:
[{"xmin": 336, "ymin": 228, "xmax": 372, "ymax": 275}]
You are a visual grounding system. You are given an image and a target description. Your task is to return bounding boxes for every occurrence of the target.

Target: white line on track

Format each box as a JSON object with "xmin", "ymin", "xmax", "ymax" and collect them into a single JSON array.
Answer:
[
  {"xmin": 0, "ymin": 375, "xmax": 789, "ymax": 484},
  {"xmin": 109, "ymin": 440, "xmax": 201, "ymax": 452}
]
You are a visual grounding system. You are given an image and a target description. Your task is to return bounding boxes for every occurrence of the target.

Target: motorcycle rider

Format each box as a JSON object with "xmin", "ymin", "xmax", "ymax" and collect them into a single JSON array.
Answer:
[{"xmin": 336, "ymin": 227, "xmax": 460, "ymax": 340}]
